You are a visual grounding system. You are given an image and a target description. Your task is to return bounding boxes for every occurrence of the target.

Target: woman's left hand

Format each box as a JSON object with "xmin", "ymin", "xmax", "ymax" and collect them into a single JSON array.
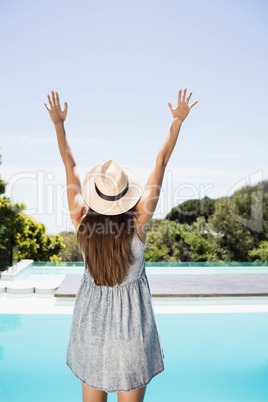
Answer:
[{"xmin": 44, "ymin": 90, "xmax": 68, "ymax": 125}]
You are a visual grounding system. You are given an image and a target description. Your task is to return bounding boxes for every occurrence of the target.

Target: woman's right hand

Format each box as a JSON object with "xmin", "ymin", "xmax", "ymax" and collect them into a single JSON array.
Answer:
[
  {"xmin": 44, "ymin": 90, "xmax": 68, "ymax": 125},
  {"xmin": 167, "ymin": 88, "xmax": 198, "ymax": 123}
]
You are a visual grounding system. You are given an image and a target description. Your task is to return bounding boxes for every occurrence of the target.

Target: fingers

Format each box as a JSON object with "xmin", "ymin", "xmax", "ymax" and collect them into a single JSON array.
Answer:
[
  {"xmin": 167, "ymin": 101, "xmax": 173, "ymax": 112},
  {"xmin": 64, "ymin": 101, "xmax": 68, "ymax": 114},
  {"xmin": 178, "ymin": 88, "xmax": 197, "ymax": 108},
  {"xmin": 182, "ymin": 88, "xmax": 187, "ymax": 102},
  {"xmin": 178, "ymin": 89, "xmax": 182, "ymax": 103},
  {"xmin": 44, "ymin": 103, "xmax": 50, "ymax": 112},
  {"xmin": 51, "ymin": 90, "xmax": 56, "ymax": 106},
  {"xmin": 56, "ymin": 91, "xmax": 60, "ymax": 106},
  {"xmin": 47, "ymin": 94, "xmax": 52, "ymax": 108},
  {"xmin": 189, "ymin": 100, "xmax": 198, "ymax": 110},
  {"xmin": 186, "ymin": 91, "xmax": 192, "ymax": 104},
  {"xmin": 47, "ymin": 90, "xmax": 62, "ymax": 108}
]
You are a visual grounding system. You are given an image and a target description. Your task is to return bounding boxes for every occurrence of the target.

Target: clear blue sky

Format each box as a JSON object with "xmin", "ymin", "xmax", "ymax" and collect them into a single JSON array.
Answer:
[{"xmin": 1, "ymin": 0, "xmax": 267, "ymax": 234}]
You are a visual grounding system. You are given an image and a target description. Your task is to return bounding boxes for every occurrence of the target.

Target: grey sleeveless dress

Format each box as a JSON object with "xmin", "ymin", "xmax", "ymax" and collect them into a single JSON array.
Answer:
[{"xmin": 66, "ymin": 230, "xmax": 165, "ymax": 393}]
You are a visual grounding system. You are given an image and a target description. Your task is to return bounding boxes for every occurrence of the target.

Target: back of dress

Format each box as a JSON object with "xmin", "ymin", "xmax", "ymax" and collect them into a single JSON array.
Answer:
[{"xmin": 66, "ymin": 229, "xmax": 165, "ymax": 393}]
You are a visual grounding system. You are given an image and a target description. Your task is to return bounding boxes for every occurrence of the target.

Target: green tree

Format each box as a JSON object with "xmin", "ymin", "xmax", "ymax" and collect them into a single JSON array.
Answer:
[
  {"xmin": 0, "ymin": 196, "xmax": 26, "ymax": 268},
  {"xmin": 182, "ymin": 217, "xmax": 231, "ymax": 262},
  {"xmin": 145, "ymin": 219, "xmax": 196, "ymax": 262},
  {"xmin": 0, "ymin": 196, "xmax": 64, "ymax": 269},
  {"xmin": 0, "ymin": 151, "xmax": 64, "ymax": 269},
  {"xmin": 56, "ymin": 231, "xmax": 83, "ymax": 261},
  {"xmin": 248, "ymin": 241, "xmax": 268, "ymax": 262},
  {"xmin": 166, "ymin": 196, "xmax": 216, "ymax": 225},
  {"xmin": 17, "ymin": 215, "xmax": 64, "ymax": 262},
  {"xmin": 208, "ymin": 182, "xmax": 268, "ymax": 261},
  {"xmin": 144, "ymin": 219, "xmax": 184, "ymax": 262}
]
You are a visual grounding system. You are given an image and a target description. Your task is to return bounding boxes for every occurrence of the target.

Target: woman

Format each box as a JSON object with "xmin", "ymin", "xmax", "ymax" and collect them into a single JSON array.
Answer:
[{"xmin": 44, "ymin": 88, "xmax": 198, "ymax": 402}]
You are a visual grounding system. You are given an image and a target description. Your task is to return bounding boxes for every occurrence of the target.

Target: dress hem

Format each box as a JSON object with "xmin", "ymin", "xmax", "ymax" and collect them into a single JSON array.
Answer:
[{"xmin": 66, "ymin": 360, "xmax": 165, "ymax": 394}]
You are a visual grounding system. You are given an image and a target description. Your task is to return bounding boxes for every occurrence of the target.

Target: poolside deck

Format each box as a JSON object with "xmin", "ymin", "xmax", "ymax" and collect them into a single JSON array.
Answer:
[{"xmin": 54, "ymin": 273, "xmax": 268, "ymax": 297}]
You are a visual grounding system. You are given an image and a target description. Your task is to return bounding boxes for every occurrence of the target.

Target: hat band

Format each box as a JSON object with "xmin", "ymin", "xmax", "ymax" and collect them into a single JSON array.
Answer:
[{"xmin": 94, "ymin": 180, "xmax": 129, "ymax": 202}]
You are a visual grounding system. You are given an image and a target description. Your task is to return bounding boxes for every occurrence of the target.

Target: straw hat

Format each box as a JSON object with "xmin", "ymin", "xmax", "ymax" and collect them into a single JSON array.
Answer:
[{"xmin": 82, "ymin": 159, "xmax": 143, "ymax": 215}]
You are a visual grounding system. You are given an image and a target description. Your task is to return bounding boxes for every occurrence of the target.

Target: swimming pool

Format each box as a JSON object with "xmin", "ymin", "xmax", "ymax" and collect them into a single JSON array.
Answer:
[
  {"xmin": 1, "ymin": 261, "xmax": 268, "ymax": 401},
  {"xmin": 1, "ymin": 311, "xmax": 268, "ymax": 401}
]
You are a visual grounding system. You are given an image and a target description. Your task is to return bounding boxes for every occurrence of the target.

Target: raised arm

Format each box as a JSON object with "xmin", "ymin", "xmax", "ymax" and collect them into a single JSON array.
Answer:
[
  {"xmin": 135, "ymin": 88, "xmax": 198, "ymax": 239},
  {"xmin": 44, "ymin": 90, "xmax": 88, "ymax": 231}
]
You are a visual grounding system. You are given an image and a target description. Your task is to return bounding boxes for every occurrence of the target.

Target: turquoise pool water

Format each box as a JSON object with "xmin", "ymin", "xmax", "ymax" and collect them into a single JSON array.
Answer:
[{"xmin": 1, "ymin": 313, "xmax": 268, "ymax": 401}]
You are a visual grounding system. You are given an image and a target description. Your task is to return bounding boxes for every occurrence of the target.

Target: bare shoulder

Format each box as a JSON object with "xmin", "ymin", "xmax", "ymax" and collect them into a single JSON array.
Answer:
[{"xmin": 73, "ymin": 207, "xmax": 89, "ymax": 233}]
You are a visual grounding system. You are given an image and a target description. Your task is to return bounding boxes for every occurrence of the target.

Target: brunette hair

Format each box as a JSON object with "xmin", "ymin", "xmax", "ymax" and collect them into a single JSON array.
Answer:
[{"xmin": 77, "ymin": 204, "xmax": 140, "ymax": 287}]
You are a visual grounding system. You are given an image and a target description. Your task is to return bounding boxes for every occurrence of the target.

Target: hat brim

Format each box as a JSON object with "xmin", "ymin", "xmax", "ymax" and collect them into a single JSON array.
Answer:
[{"xmin": 82, "ymin": 163, "xmax": 143, "ymax": 215}]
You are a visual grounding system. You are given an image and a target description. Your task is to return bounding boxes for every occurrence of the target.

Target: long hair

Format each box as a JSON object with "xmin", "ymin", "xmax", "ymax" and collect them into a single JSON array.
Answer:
[{"xmin": 77, "ymin": 203, "xmax": 141, "ymax": 287}]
